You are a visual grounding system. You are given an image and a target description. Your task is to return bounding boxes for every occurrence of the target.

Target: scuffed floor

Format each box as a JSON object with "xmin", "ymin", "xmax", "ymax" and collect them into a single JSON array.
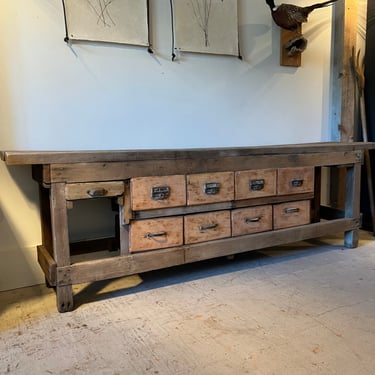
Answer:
[{"xmin": 1, "ymin": 232, "xmax": 375, "ymax": 375}]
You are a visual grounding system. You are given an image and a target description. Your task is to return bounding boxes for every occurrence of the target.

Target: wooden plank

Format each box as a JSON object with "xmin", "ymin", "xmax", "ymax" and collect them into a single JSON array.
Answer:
[
  {"xmin": 50, "ymin": 183, "xmax": 74, "ymax": 312},
  {"xmin": 37, "ymin": 245, "xmax": 57, "ymax": 287},
  {"xmin": 3, "ymin": 142, "xmax": 375, "ymax": 165},
  {"xmin": 65, "ymin": 181, "xmax": 124, "ymax": 200},
  {"xmin": 332, "ymin": 0, "xmax": 358, "ymax": 141},
  {"xmin": 344, "ymin": 163, "xmax": 362, "ymax": 247},
  {"xmin": 185, "ymin": 218, "xmax": 360, "ymax": 263},
  {"xmin": 49, "ymin": 152, "xmax": 360, "ymax": 183},
  {"xmin": 133, "ymin": 193, "xmax": 315, "ymax": 220},
  {"xmin": 280, "ymin": 27, "xmax": 302, "ymax": 67},
  {"xmin": 38, "ymin": 185, "xmax": 53, "ymax": 256},
  {"xmin": 56, "ymin": 247, "xmax": 185, "ymax": 286}
]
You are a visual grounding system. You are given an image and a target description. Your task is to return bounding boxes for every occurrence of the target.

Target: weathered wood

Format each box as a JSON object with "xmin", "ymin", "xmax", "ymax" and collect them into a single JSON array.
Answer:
[
  {"xmin": 130, "ymin": 175, "xmax": 186, "ymax": 210},
  {"xmin": 332, "ymin": 0, "xmax": 358, "ymax": 141},
  {"xmin": 184, "ymin": 211, "xmax": 231, "ymax": 244},
  {"xmin": 65, "ymin": 181, "xmax": 124, "ymax": 200},
  {"xmin": 273, "ymin": 200, "xmax": 311, "ymax": 230},
  {"xmin": 235, "ymin": 169, "xmax": 277, "ymax": 200},
  {"xmin": 187, "ymin": 172, "xmax": 234, "ymax": 206},
  {"xmin": 56, "ymin": 247, "xmax": 185, "ymax": 286},
  {"xmin": 50, "ymin": 183, "xmax": 74, "ymax": 312},
  {"xmin": 129, "ymin": 217, "xmax": 184, "ymax": 252},
  {"xmin": 37, "ymin": 245, "xmax": 57, "ymax": 287},
  {"xmin": 133, "ymin": 192, "xmax": 315, "ymax": 220},
  {"xmin": 48, "ymin": 152, "xmax": 360, "ymax": 183},
  {"xmin": 231, "ymin": 206, "xmax": 273, "ymax": 237},
  {"xmin": 3, "ymin": 143, "xmax": 375, "ymax": 166},
  {"xmin": 38, "ymin": 185, "xmax": 53, "ymax": 256},
  {"xmin": 277, "ymin": 167, "xmax": 315, "ymax": 195},
  {"xmin": 344, "ymin": 163, "xmax": 362, "ymax": 247},
  {"xmin": 185, "ymin": 218, "xmax": 360, "ymax": 263},
  {"xmin": 2, "ymin": 143, "xmax": 370, "ymax": 312}
]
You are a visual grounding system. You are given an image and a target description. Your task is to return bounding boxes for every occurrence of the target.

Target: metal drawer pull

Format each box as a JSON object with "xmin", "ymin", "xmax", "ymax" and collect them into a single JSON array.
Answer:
[
  {"xmin": 152, "ymin": 186, "xmax": 170, "ymax": 200},
  {"xmin": 245, "ymin": 217, "xmax": 261, "ymax": 223},
  {"xmin": 250, "ymin": 179, "xmax": 265, "ymax": 191},
  {"xmin": 144, "ymin": 231, "xmax": 167, "ymax": 239},
  {"xmin": 204, "ymin": 182, "xmax": 221, "ymax": 195},
  {"xmin": 199, "ymin": 223, "xmax": 218, "ymax": 231},
  {"xmin": 284, "ymin": 207, "xmax": 300, "ymax": 214},
  {"xmin": 86, "ymin": 188, "xmax": 108, "ymax": 198},
  {"xmin": 291, "ymin": 178, "xmax": 304, "ymax": 187}
]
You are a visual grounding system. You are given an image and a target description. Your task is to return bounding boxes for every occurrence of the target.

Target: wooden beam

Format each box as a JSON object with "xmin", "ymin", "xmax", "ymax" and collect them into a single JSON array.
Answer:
[{"xmin": 332, "ymin": 0, "xmax": 358, "ymax": 141}]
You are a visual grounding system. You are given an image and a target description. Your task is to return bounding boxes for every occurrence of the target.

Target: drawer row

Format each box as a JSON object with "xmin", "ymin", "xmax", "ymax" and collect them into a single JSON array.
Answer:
[
  {"xmin": 130, "ymin": 167, "xmax": 314, "ymax": 211},
  {"xmin": 129, "ymin": 200, "xmax": 311, "ymax": 252}
]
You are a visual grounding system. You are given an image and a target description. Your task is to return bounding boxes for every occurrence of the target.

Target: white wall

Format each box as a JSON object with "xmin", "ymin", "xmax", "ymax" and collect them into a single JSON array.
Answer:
[{"xmin": 0, "ymin": 0, "xmax": 334, "ymax": 291}]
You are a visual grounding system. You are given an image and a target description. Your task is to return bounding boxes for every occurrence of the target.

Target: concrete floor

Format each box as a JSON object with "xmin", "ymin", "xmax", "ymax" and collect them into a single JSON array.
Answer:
[{"xmin": 1, "ymin": 231, "xmax": 375, "ymax": 375}]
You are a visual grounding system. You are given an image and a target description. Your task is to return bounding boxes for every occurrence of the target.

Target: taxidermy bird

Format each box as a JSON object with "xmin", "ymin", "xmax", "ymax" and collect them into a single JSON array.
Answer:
[{"xmin": 265, "ymin": 0, "xmax": 339, "ymax": 31}]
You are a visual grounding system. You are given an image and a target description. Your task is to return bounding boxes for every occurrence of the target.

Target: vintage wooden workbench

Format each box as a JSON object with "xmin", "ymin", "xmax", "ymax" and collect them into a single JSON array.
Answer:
[{"xmin": 1, "ymin": 143, "xmax": 373, "ymax": 312}]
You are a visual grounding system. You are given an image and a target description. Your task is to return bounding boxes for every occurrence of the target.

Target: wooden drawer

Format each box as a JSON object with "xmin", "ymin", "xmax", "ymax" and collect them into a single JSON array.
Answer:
[
  {"xmin": 184, "ymin": 211, "xmax": 231, "ymax": 244},
  {"xmin": 273, "ymin": 200, "xmax": 311, "ymax": 230},
  {"xmin": 277, "ymin": 167, "xmax": 314, "ymax": 195},
  {"xmin": 65, "ymin": 181, "xmax": 124, "ymax": 200},
  {"xmin": 187, "ymin": 172, "xmax": 234, "ymax": 206},
  {"xmin": 232, "ymin": 205, "xmax": 273, "ymax": 236},
  {"xmin": 235, "ymin": 169, "xmax": 277, "ymax": 200},
  {"xmin": 130, "ymin": 175, "xmax": 186, "ymax": 211},
  {"xmin": 129, "ymin": 217, "xmax": 183, "ymax": 252}
]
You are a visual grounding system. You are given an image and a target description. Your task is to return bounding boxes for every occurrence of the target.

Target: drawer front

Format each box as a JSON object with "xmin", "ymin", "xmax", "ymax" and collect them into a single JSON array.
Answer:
[
  {"xmin": 232, "ymin": 205, "xmax": 273, "ymax": 236},
  {"xmin": 65, "ymin": 181, "xmax": 124, "ymax": 200},
  {"xmin": 273, "ymin": 200, "xmax": 311, "ymax": 230},
  {"xmin": 235, "ymin": 169, "xmax": 277, "ymax": 200},
  {"xmin": 184, "ymin": 211, "xmax": 231, "ymax": 244},
  {"xmin": 277, "ymin": 167, "xmax": 314, "ymax": 195},
  {"xmin": 129, "ymin": 217, "xmax": 183, "ymax": 252},
  {"xmin": 131, "ymin": 175, "xmax": 186, "ymax": 211},
  {"xmin": 187, "ymin": 172, "xmax": 234, "ymax": 206}
]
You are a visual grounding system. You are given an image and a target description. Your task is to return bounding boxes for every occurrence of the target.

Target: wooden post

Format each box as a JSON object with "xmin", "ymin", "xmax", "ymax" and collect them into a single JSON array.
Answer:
[
  {"xmin": 344, "ymin": 159, "xmax": 362, "ymax": 248},
  {"xmin": 50, "ymin": 183, "xmax": 74, "ymax": 312},
  {"xmin": 331, "ymin": 0, "xmax": 358, "ymax": 142}
]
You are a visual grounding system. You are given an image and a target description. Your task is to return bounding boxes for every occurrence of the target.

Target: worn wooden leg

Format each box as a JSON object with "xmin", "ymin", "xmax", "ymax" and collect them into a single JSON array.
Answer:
[
  {"xmin": 50, "ymin": 183, "xmax": 74, "ymax": 312},
  {"xmin": 56, "ymin": 285, "xmax": 74, "ymax": 313},
  {"xmin": 344, "ymin": 162, "xmax": 362, "ymax": 248}
]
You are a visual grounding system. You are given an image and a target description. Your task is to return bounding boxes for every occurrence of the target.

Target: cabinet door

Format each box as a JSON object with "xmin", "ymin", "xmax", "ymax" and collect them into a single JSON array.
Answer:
[
  {"xmin": 232, "ymin": 205, "xmax": 273, "ymax": 236},
  {"xmin": 187, "ymin": 172, "xmax": 234, "ymax": 206},
  {"xmin": 273, "ymin": 200, "xmax": 311, "ymax": 230},
  {"xmin": 235, "ymin": 169, "xmax": 277, "ymax": 200},
  {"xmin": 184, "ymin": 211, "xmax": 231, "ymax": 244},
  {"xmin": 277, "ymin": 167, "xmax": 314, "ymax": 195},
  {"xmin": 129, "ymin": 217, "xmax": 183, "ymax": 252},
  {"xmin": 130, "ymin": 175, "xmax": 186, "ymax": 210}
]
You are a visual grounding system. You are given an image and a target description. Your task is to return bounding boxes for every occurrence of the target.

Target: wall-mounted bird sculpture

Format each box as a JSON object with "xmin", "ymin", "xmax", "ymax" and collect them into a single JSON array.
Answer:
[{"xmin": 265, "ymin": 0, "xmax": 339, "ymax": 31}]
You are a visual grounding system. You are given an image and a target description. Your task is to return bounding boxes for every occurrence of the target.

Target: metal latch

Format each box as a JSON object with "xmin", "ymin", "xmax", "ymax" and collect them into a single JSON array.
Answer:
[
  {"xmin": 151, "ymin": 186, "xmax": 170, "ymax": 200},
  {"xmin": 250, "ymin": 179, "xmax": 265, "ymax": 191},
  {"xmin": 291, "ymin": 179, "xmax": 304, "ymax": 187},
  {"xmin": 204, "ymin": 182, "xmax": 220, "ymax": 195}
]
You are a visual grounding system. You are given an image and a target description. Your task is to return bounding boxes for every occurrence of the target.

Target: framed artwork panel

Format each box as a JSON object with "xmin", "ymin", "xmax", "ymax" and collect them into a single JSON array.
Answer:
[
  {"xmin": 173, "ymin": 0, "xmax": 239, "ymax": 56},
  {"xmin": 63, "ymin": 0, "xmax": 149, "ymax": 46}
]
